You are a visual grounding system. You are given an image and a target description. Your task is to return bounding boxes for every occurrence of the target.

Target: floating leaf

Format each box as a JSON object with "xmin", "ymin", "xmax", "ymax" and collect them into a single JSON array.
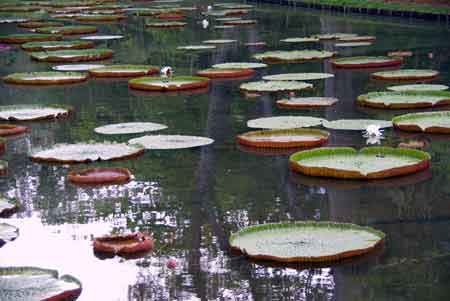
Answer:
[
  {"xmin": 3, "ymin": 72, "xmax": 88, "ymax": 85},
  {"xmin": 331, "ymin": 56, "xmax": 402, "ymax": 68},
  {"xmin": 280, "ymin": 37, "xmax": 319, "ymax": 43},
  {"xmin": 21, "ymin": 40, "xmax": 94, "ymax": 51},
  {"xmin": 89, "ymin": 65, "xmax": 159, "ymax": 77},
  {"xmin": 393, "ymin": 111, "xmax": 450, "ymax": 134},
  {"xmin": 30, "ymin": 48, "xmax": 113, "ymax": 62},
  {"xmin": 94, "ymin": 122, "xmax": 167, "ymax": 134},
  {"xmin": 212, "ymin": 62, "xmax": 267, "ymax": 69},
  {"xmin": 52, "ymin": 64, "xmax": 105, "ymax": 72},
  {"xmin": 237, "ymin": 128, "xmax": 329, "ymax": 148},
  {"xmin": 0, "ymin": 198, "xmax": 19, "ymax": 218},
  {"xmin": 254, "ymin": 50, "xmax": 334, "ymax": 63},
  {"xmin": 334, "ymin": 42, "xmax": 372, "ymax": 47},
  {"xmin": 277, "ymin": 97, "xmax": 338, "ymax": 109},
  {"xmin": 240, "ymin": 80, "xmax": 312, "ymax": 92},
  {"xmin": 0, "ymin": 223, "xmax": 18, "ymax": 247},
  {"xmin": 337, "ymin": 35, "xmax": 376, "ymax": 42},
  {"xmin": 18, "ymin": 21, "xmax": 64, "ymax": 28},
  {"xmin": 0, "ymin": 124, "xmax": 28, "ymax": 136},
  {"xmin": 263, "ymin": 73, "xmax": 334, "ymax": 81},
  {"xmin": 30, "ymin": 142, "xmax": 144, "ymax": 164},
  {"xmin": 36, "ymin": 25, "xmax": 97, "ymax": 35},
  {"xmin": 129, "ymin": 135, "xmax": 214, "ymax": 149},
  {"xmin": 223, "ymin": 19, "xmax": 256, "ymax": 25},
  {"xmin": 80, "ymin": 35, "xmax": 124, "ymax": 40},
  {"xmin": 289, "ymin": 146, "xmax": 430, "ymax": 179},
  {"xmin": 75, "ymin": 14, "xmax": 126, "ymax": 22},
  {"xmin": 247, "ymin": 116, "xmax": 324, "ymax": 129},
  {"xmin": 0, "ymin": 266, "xmax": 82, "ymax": 300},
  {"xmin": 197, "ymin": 68, "xmax": 254, "ymax": 79},
  {"xmin": 312, "ymin": 33, "xmax": 358, "ymax": 40},
  {"xmin": 387, "ymin": 84, "xmax": 448, "ymax": 92},
  {"xmin": 145, "ymin": 21, "xmax": 186, "ymax": 28},
  {"xmin": 357, "ymin": 91, "xmax": 450, "ymax": 109},
  {"xmin": 371, "ymin": 69, "xmax": 439, "ymax": 80},
  {"xmin": 0, "ymin": 105, "xmax": 69, "ymax": 122},
  {"xmin": 176, "ymin": 45, "xmax": 216, "ymax": 51},
  {"xmin": 0, "ymin": 33, "xmax": 62, "ymax": 44},
  {"xmin": 322, "ymin": 119, "xmax": 392, "ymax": 130},
  {"xmin": 229, "ymin": 221, "xmax": 384, "ymax": 263},
  {"xmin": 68, "ymin": 167, "xmax": 132, "ymax": 185},
  {"xmin": 202, "ymin": 39, "xmax": 237, "ymax": 44},
  {"xmin": 129, "ymin": 76, "xmax": 209, "ymax": 91},
  {"xmin": 94, "ymin": 232, "xmax": 153, "ymax": 258}
]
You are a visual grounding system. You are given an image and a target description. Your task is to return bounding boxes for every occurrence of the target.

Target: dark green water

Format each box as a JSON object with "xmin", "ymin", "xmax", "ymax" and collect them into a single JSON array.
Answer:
[{"xmin": 1, "ymin": 1, "xmax": 450, "ymax": 300}]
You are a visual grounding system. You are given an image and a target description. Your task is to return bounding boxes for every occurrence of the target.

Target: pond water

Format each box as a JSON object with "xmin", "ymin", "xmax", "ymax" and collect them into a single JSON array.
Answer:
[{"xmin": 1, "ymin": 1, "xmax": 450, "ymax": 300}]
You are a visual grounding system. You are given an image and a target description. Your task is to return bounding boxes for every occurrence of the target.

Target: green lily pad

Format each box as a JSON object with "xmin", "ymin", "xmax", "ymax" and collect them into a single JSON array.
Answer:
[
  {"xmin": 247, "ymin": 116, "xmax": 325, "ymax": 129},
  {"xmin": 0, "ymin": 198, "xmax": 19, "ymax": 218},
  {"xmin": 312, "ymin": 33, "xmax": 358, "ymax": 40},
  {"xmin": 236, "ymin": 128, "xmax": 329, "ymax": 148},
  {"xmin": 240, "ymin": 80, "xmax": 313, "ymax": 92},
  {"xmin": 80, "ymin": 35, "xmax": 124, "ymax": 40},
  {"xmin": 89, "ymin": 65, "xmax": 159, "ymax": 77},
  {"xmin": 52, "ymin": 64, "xmax": 105, "ymax": 72},
  {"xmin": 35, "ymin": 25, "xmax": 97, "ymax": 35},
  {"xmin": 262, "ymin": 73, "xmax": 334, "ymax": 81},
  {"xmin": 0, "ymin": 105, "xmax": 71, "ymax": 121},
  {"xmin": 212, "ymin": 62, "xmax": 267, "ymax": 69},
  {"xmin": 75, "ymin": 14, "xmax": 126, "ymax": 22},
  {"xmin": 21, "ymin": 40, "xmax": 94, "ymax": 51},
  {"xmin": 18, "ymin": 21, "xmax": 64, "ymax": 28},
  {"xmin": 334, "ymin": 42, "xmax": 372, "ymax": 47},
  {"xmin": 254, "ymin": 50, "xmax": 334, "ymax": 63},
  {"xmin": 215, "ymin": 17, "xmax": 242, "ymax": 21},
  {"xmin": 331, "ymin": 56, "xmax": 401, "ymax": 68},
  {"xmin": 94, "ymin": 122, "xmax": 167, "ymax": 135},
  {"xmin": 214, "ymin": 25, "xmax": 234, "ymax": 29},
  {"xmin": 223, "ymin": 19, "xmax": 256, "ymax": 25},
  {"xmin": 30, "ymin": 48, "xmax": 113, "ymax": 62},
  {"xmin": 371, "ymin": 69, "xmax": 439, "ymax": 80},
  {"xmin": 0, "ymin": 266, "xmax": 82, "ymax": 300},
  {"xmin": 128, "ymin": 135, "xmax": 214, "ymax": 149},
  {"xmin": 30, "ymin": 142, "xmax": 144, "ymax": 164},
  {"xmin": 337, "ymin": 35, "xmax": 376, "ymax": 42},
  {"xmin": 0, "ymin": 223, "xmax": 18, "ymax": 247},
  {"xmin": 216, "ymin": 4, "xmax": 254, "ymax": 9},
  {"xmin": 202, "ymin": 39, "xmax": 237, "ymax": 44},
  {"xmin": 280, "ymin": 37, "xmax": 319, "ymax": 43},
  {"xmin": 289, "ymin": 146, "xmax": 430, "ymax": 179},
  {"xmin": 145, "ymin": 21, "xmax": 186, "ymax": 28},
  {"xmin": 176, "ymin": 45, "xmax": 216, "ymax": 51},
  {"xmin": 3, "ymin": 71, "xmax": 88, "ymax": 85},
  {"xmin": 229, "ymin": 221, "xmax": 384, "ymax": 263},
  {"xmin": 357, "ymin": 91, "xmax": 450, "ymax": 109},
  {"xmin": 393, "ymin": 111, "xmax": 450, "ymax": 134},
  {"xmin": 387, "ymin": 84, "xmax": 449, "ymax": 92},
  {"xmin": 0, "ymin": 33, "xmax": 62, "ymax": 44},
  {"xmin": 322, "ymin": 119, "xmax": 392, "ymax": 130},
  {"xmin": 277, "ymin": 97, "xmax": 338, "ymax": 109},
  {"xmin": 129, "ymin": 76, "xmax": 209, "ymax": 91}
]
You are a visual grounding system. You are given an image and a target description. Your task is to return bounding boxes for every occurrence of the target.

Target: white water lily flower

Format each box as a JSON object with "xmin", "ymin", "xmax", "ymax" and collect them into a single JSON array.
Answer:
[
  {"xmin": 207, "ymin": 5, "xmax": 212, "ymax": 11},
  {"xmin": 366, "ymin": 136, "xmax": 383, "ymax": 145},
  {"xmin": 363, "ymin": 124, "xmax": 383, "ymax": 137},
  {"xmin": 202, "ymin": 19, "xmax": 209, "ymax": 29},
  {"xmin": 160, "ymin": 66, "xmax": 173, "ymax": 81}
]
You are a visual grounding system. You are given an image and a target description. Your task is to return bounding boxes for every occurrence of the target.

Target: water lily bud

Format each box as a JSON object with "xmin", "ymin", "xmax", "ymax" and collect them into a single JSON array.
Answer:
[{"xmin": 166, "ymin": 258, "xmax": 177, "ymax": 269}]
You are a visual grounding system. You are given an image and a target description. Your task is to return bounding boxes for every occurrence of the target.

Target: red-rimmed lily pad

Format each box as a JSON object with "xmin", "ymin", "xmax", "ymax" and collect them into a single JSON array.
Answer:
[
  {"xmin": 337, "ymin": 35, "xmax": 376, "ymax": 42},
  {"xmin": 393, "ymin": 111, "xmax": 450, "ymax": 134},
  {"xmin": 229, "ymin": 221, "xmax": 385, "ymax": 263},
  {"xmin": 387, "ymin": 51, "xmax": 412, "ymax": 57},
  {"xmin": 80, "ymin": 35, "xmax": 123, "ymax": 40},
  {"xmin": 263, "ymin": 73, "xmax": 334, "ymax": 81},
  {"xmin": 93, "ymin": 232, "xmax": 153, "ymax": 258},
  {"xmin": 357, "ymin": 91, "xmax": 450, "ymax": 109},
  {"xmin": 212, "ymin": 62, "xmax": 267, "ymax": 69},
  {"xmin": 52, "ymin": 64, "xmax": 105, "ymax": 71},
  {"xmin": 371, "ymin": 69, "xmax": 439, "ymax": 81},
  {"xmin": 236, "ymin": 128, "xmax": 329, "ymax": 148},
  {"xmin": 68, "ymin": 167, "xmax": 132, "ymax": 185},
  {"xmin": 280, "ymin": 37, "xmax": 319, "ymax": 43},
  {"xmin": 75, "ymin": 14, "xmax": 126, "ymax": 22},
  {"xmin": 21, "ymin": 40, "xmax": 94, "ymax": 51},
  {"xmin": 240, "ymin": 81, "xmax": 313, "ymax": 93},
  {"xmin": 30, "ymin": 142, "xmax": 144, "ymax": 164},
  {"xmin": 156, "ymin": 13, "xmax": 184, "ymax": 20},
  {"xmin": 331, "ymin": 56, "xmax": 402, "ymax": 69},
  {"xmin": 0, "ymin": 33, "xmax": 62, "ymax": 44},
  {"xmin": 129, "ymin": 76, "xmax": 209, "ymax": 91},
  {"xmin": 197, "ymin": 68, "xmax": 254, "ymax": 79},
  {"xmin": 289, "ymin": 146, "xmax": 430, "ymax": 179},
  {"xmin": 202, "ymin": 39, "xmax": 237, "ymax": 44},
  {"xmin": 94, "ymin": 122, "xmax": 167, "ymax": 134},
  {"xmin": 129, "ymin": 135, "xmax": 214, "ymax": 149},
  {"xmin": 0, "ymin": 198, "xmax": 19, "ymax": 218},
  {"xmin": 89, "ymin": 65, "xmax": 159, "ymax": 77},
  {"xmin": 0, "ymin": 266, "xmax": 82, "ymax": 300},
  {"xmin": 18, "ymin": 21, "xmax": 64, "ymax": 28},
  {"xmin": 0, "ymin": 105, "xmax": 71, "ymax": 121},
  {"xmin": 145, "ymin": 21, "xmax": 186, "ymax": 28},
  {"xmin": 36, "ymin": 25, "xmax": 97, "ymax": 35},
  {"xmin": 245, "ymin": 42, "xmax": 266, "ymax": 47},
  {"xmin": 30, "ymin": 48, "xmax": 113, "ymax": 62},
  {"xmin": 247, "ymin": 116, "xmax": 325, "ymax": 129},
  {"xmin": 3, "ymin": 71, "xmax": 88, "ymax": 85},
  {"xmin": 322, "ymin": 119, "xmax": 392, "ymax": 130},
  {"xmin": 254, "ymin": 50, "xmax": 334, "ymax": 63},
  {"xmin": 0, "ymin": 223, "xmax": 19, "ymax": 247},
  {"xmin": 0, "ymin": 124, "xmax": 28, "ymax": 136},
  {"xmin": 312, "ymin": 33, "xmax": 357, "ymax": 40},
  {"xmin": 277, "ymin": 97, "xmax": 338, "ymax": 109},
  {"xmin": 387, "ymin": 84, "xmax": 448, "ymax": 92}
]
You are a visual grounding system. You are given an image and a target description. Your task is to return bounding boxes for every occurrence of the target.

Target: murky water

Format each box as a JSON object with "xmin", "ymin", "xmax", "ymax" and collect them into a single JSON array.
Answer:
[{"xmin": 1, "ymin": 1, "xmax": 450, "ymax": 300}]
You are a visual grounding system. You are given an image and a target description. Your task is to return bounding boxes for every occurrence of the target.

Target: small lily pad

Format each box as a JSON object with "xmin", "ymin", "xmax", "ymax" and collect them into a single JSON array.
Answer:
[
  {"xmin": 0, "ymin": 33, "xmax": 62, "ymax": 44},
  {"xmin": 0, "ymin": 267, "xmax": 82, "ymax": 300},
  {"xmin": 331, "ymin": 56, "xmax": 402, "ymax": 68},
  {"xmin": 357, "ymin": 91, "xmax": 450, "ymax": 109},
  {"xmin": 393, "ymin": 111, "xmax": 450, "ymax": 134},
  {"xmin": 280, "ymin": 37, "xmax": 319, "ymax": 43},
  {"xmin": 3, "ymin": 71, "xmax": 88, "ymax": 85},
  {"xmin": 371, "ymin": 69, "xmax": 439, "ymax": 81},
  {"xmin": 129, "ymin": 135, "xmax": 214, "ymax": 149},
  {"xmin": 30, "ymin": 48, "xmax": 113, "ymax": 62},
  {"xmin": 94, "ymin": 122, "xmax": 167, "ymax": 134},
  {"xmin": 254, "ymin": 50, "xmax": 334, "ymax": 63},
  {"xmin": 176, "ymin": 45, "xmax": 216, "ymax": 51},
  {"xmin": 36, "ymin": 25, "xmax": 97, "ymax": 35},
  {"xmin": 0, "ymin": 198, "xmax": 19, "ymax": 218},
  {"xmin": 229, "ymin": 221, "xmax": 384, "ymax": 263},
  {"xmin": 30, "ymin": 142, "xmax": 144, "ymax": 164},
  {"xmin": 21, "ymin": 40, "xmax": 94, "ymax": 51},
  {"xmin": 80, "ymin": 35, "xmax": 124, "ymax": 40},
  {"xmin": 89, "ymin": 65, "xmax": 159, "ymax": 77},
  {"xmin": 0, "ymin": 105, "xmax": 71, "ymax": 121},
  {"xmin": 289, "ymin": 146, "xmax": 430, "ymax": 179},
  {"xmin": 247, "ymin": 116, "xmax": 325, "ymax": 129},
  {"xmin": 387, "ymin": 84, "xmax": 449, "ymax": 92},
  {"xmin": 212, "ymin": 62, "xmax": 267, "ymax": 69},
  {"xmin": 129, "ymin": 76, "xmax": 209, "ymax": 91},
  {"xmin": 237, "ymin": 128, "xmax": 329, "ymax": 148},
  {"xmin": 202, "ymin": 39, "xmax": 237, "ymax": 44},
  {"xmin": 52, "ymin": 64, "xmax": 105, "ymax": 72},
  {"xmin": 263, "ymin": 73, "xmax": 334, "ymax": 81},
  {"xmin": 0, "ymin": 223, "xmax": 18, "ymax": 247},
  {"xmin": 277, "ymin": 97, "xmax": 338, "ymax": 109},
  {"xmin": 240, "ymin": 81, "xmax": 313, "ymax": 92},
  {"xmin": 322, "ymin": 119, "xmax": 392, "ymax": 130}
]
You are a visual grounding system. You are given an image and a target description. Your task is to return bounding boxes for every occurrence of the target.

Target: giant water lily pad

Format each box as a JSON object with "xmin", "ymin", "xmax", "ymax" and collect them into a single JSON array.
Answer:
[
  {"xmin": 89, "ymin": 65, "xmax": 159, "ymax": 77},
  {"xmin": 337, "ymin": 35, "xmax": 376, "ymax": 42},
  {"xmin": 30, "ymin": 48, "xmax": 113, "ymax": 62},
  {"xmin": 94, "ymin": 122, "xmax": 167, "ymax": 134},
  {"xmin": 322, "ymin": 119, "xmax": 392, "ymax": 130},
  {"xmin": 18, "ymin": 21, "xmax": 64, "ymax": 28},
  {"xmin": 197, "ymin": 68, "xmax": 254, "ymax": 79},
  {"xmin": 247, "ymin": 116, "xmax": 325, "ymax": 129},
  {"xmin": 0, "ymin": 105, "xmax": 71, "ymax": 121},
  {"xmin": 129, "ymin": 76, "xmax": 209, "ymax": 91},
  {"xmin": 75, "ymin": 14, "xmax": 126, "ymax": 21},
  {"xmin": 371, "ymin": 69, "xmax": 439, "ymax": 81},
  {"xmin": 30, "ymin": 142, "xmax": 144, "ymax": 164},
  {"xmin": 277, "ymin": 97, "xmax": 338, "ymax": 109},
  {"xmin": 21, "ymin": 40, "xmax": 94, "ymax": 51},
  {"xmin": 129, "ymin": 135, "xmax": 214, "ymax": 149},
  {"xmin": 177, "ymin": 45, "xmax": 216, "ymax": 51},
  {"xmin": 36, "ymin": 25, "xmax": 97, "ymax": 35},
  {"xmin": 357, "ymin": 91, "xmax": 450, "ymax": 109},
  {"xmin": 212, "ymin": 62, "xmax": 267, "ymax": 69},
  {"xmin": 223, "ymin": 19, "xmax": 256, "ymax": 25},
  {"xmin": 0, "ymin": 198, "xmax": 19, "ymax": 218},
  {"xmin": 0, "ymin": 223, "xmax": 18, "ymax": 247},
  {"xmin": 202, "ymin": 39, "xmax": 237, "ymax": 44},
  {"xmin": 3, "ymin": 71, "xmax": 88, "ymax": 85},
  {"xmin": 237, "ymin": 128, "xmax": 329, "ymax": 148},
  {"xmin": 52, "ymin": 64, "xmax": 105, "ymax": 72},
  {"xmin": 229, "ymin": 222, "xmax": 384, "ymax": 263},
  {"xmin": 145, "ymin": 21, "xmax": 186, "ymax": 28},
  {"xmin": 312, "ymin": 33, "xmax": 357, "ymax": 40},
  {"xmin": 393, "ymin": 111, "xmax": 450, "ymax": 134},
  {"xmin": 289, "ymin": 146, "xmax": 430, "ymax": 179},
  {"xmin": 93, "ymin": 232, "xmax": 153, "ymax": 258},
  {"xmin": 0, "ymin": 266, "xmax": 82, "ymax": 300},
  {"xmin": 331, "ymin": 56, "xmax": 402, "ymax": 68},
  {"xmin": 0, "ymin": 33, "xmax": 62, "ymax": 44},
  {"xmin": 387, "ymin": 84, "xmax": 448, "ymax": 92},
  {"xmin": 263, "ymin": 73, "xmax": 334, "ymax": 81},
  {"xmin": 240, "ymin": 81, "xmax": 312, "ymax": 92},
  {"xmin": 280, "ymin": 37, "xmax": 319, "ymax": 43},
  {"xmin": 80, "ymin": 35, "xmax": 124, "ymax": 40},
  {"xmin": 254, "ymin": 50, "xmax": 334, "ymax": 63},
  {"xmin": 334, "ymin": 42, "xmax": 372, "ymax": 47}
]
